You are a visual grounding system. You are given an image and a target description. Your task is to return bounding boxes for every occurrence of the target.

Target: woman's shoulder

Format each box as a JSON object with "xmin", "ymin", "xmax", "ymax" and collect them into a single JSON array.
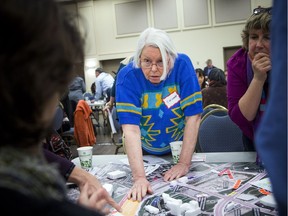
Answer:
[
  {"xmin": 174, "ymin": 53, "xmax": 194, "ymax": 70},
  {"xmin": 176, "ymin": 53, "xmax": 191, "ymax": 62},
  {"xmin": 227, "ymin": 48, "xmax": 247, "ymax": 71},
  {"xmin": 118, "ymin": 62, "xmax": 141, "ymax": 78}
]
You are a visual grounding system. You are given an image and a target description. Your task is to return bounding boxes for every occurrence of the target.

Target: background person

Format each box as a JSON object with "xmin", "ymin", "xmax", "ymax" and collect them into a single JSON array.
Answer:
[
  {"xmin": 0, "ymin": 0, "xmax": 117, "ymax": 215},
  {"xmin": 227, "ymin": 6, "xmax": 271, "ymax": 151},
  {"xmin": 68, "ymin": 75, "xmax": 86, "ymax": 103},
  {"xmin": 104, "ymin": 56, "xmax": 133, "ymax": 112},
  {"xmin": 43, "ymin": 149, "xmax": 121, "ymax": 212},
  {"xmin": 68, "ymin": 76, "xmax": 86, "ymax": 126},
  {"xmin": 203, "ymin": 59, "xmax": 217, "ymax": 78},
  {"xmin": 195, "ymin": 68, "xmax": 207, "ymax": 90},
  {"xmin": 94, "ymin": 67, "xmax": 114, "ymax": 102},
  {"xmin": 201, "ymin": 68, "xmax": 227, "ymax": 109},
  {"xmin": 116, "ymin": 27, "xmax": 203, "ymax": 201},
  {"xmin": 90, "ymin": 82, "xmax": 96, "ymax": 100}
]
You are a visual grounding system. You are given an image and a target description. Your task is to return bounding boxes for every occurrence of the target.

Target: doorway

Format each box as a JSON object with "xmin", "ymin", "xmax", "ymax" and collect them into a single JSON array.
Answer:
[{"xmin": 223, "ymin": 46, "xmax": 241, "ymax": 71}]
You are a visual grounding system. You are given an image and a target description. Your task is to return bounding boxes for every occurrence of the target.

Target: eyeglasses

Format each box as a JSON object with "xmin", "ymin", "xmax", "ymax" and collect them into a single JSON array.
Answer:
[
  {"xmin": 253, "ymin": 7, "xmax": 272, "ymax": 15},
  {"xmin": 140, "ymin": 59, "xmax": 164, "ymax": 69}
]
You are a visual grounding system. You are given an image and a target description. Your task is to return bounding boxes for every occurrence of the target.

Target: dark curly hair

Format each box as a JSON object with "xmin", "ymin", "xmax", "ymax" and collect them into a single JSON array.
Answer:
[
  {"xmin": 0, "ymin": 0, "xmax": 84, "ymax": 147},
  {"xmin": 208, "ymin": 68, "xmax": 227, "ymax": 85}
]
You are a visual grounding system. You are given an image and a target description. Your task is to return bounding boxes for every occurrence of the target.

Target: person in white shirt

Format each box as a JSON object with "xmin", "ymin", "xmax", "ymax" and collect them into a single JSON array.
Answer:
[{"xmin": 94, "ymin": 67, "xmax": 114, "ymax": 102}]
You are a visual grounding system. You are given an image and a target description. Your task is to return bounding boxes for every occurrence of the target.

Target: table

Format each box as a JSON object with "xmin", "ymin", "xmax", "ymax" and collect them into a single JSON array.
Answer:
[
  {"xmin": 69, "ymin": 152, "xmax": 278, "ymax": 216},
  {"xmin": 86, "ymin": 100, "xmax": 106, "ymax": 109},
  {"xmin": 71, "ymin": 152, "xmax": 257, "ymax": 167},
  {"xmin": 85, "ymin": 100, "xmax": 107, "ymax": 128}
]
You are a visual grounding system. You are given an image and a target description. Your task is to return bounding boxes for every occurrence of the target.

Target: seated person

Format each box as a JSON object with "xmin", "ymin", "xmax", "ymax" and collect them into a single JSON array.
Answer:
[
  {"xmin": 195, "ymin": 68, "xmax": 207, "ymax": 90},
  {"xmin": 0, "ymin": 0, "xmax": 120, "ymax": 215},
  {"xmin": 43, "ymin": 149, "xmax": 121, "ymax": 212},
  {"xmin": 90, "ymin": 82, "xmax": 96, "ymax": 101},
  {"xmin": 201, "ymin": 68, "xmax": 228, "ymax": 109},
  {"xmin": 94, "ymin": 68, "xmax": 114, "ymax": 103},
  {"xmin": 44, "ymin": 129, "xmax": 72, "ymax": 160}
]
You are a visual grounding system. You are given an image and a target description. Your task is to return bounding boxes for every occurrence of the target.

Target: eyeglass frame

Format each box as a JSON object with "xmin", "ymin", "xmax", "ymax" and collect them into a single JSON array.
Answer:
[
  {"xmin": 253, "ymin": 7, "xmax": 272, "ymax": 15},
  {"xmin": 140, "ymin": 58, "xmax": 164, "ymax": 69}
]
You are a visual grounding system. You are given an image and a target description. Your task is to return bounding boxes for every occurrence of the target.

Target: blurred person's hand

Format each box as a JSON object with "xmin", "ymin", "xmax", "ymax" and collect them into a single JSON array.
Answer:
[{"xmin": 69, "ymin": 167, "xmax": 122, "ymax": 213}]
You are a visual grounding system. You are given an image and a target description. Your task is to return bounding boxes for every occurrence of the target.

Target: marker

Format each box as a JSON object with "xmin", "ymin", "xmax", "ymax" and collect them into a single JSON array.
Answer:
[
  {"xmin": 233, "ymin": 180, "xmax": 242, "ymax": 190},
  {"xmin": 227, "ymin": 169, "xmax": 234, "ymax": 179},
  {"xmin": 218, "ymin": 168, "xmax": 229, "ymax": 176},
  {"xmin": 259, "ymin": 188, "xmax": 271, "ymax": 195}
]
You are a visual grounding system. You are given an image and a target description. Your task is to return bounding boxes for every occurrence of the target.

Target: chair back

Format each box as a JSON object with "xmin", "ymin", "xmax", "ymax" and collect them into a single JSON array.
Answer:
[
  {"xmin": 107, "ymin": 107, "xmax": 124, "ymax": 154},
  {"xmin": 70, "ymin": 100, "xmax": 78, "ymax": 126},
  {"xmin": 201, "ymin": 108, "xmax": 228, "ymax": 122},
  {"xmin": 201, "ymin": 104, "xmax": 227, "ymax": 118},
  {"xmin": 52, "ymin": 105, "xmax": 64, "ymax": 131},
  {"xmin": 196, "ymin": 110, "xmax": 244, "ymax": 152},
  {"xmin": 204, "ymin": 104, "xmax": 227, "ymax": 110}
]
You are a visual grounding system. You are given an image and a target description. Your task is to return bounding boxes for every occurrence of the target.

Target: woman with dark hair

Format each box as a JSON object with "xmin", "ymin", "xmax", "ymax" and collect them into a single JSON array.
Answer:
[
  {"xmin": 195, "ymin": 68, "xmax": 207, "ymax": 89},
  {"xmin": 201, "ymin": 68, "xmax": 227, "ymax": 108}
]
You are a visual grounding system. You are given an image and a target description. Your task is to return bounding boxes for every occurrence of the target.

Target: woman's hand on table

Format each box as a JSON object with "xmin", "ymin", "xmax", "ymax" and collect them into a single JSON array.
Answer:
[
  {"xmin": 163, "ymin": 162, "xmax": 190, "ymax": 181},
  {"xmin": 127, "ymin": 177, "xmax": 153, "ymax": 202}
]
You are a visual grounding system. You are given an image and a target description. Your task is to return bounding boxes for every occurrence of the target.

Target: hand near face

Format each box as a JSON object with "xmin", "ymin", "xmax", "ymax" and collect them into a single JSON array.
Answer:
[
  {"xmin": 163, "ymin": 162, "xmax": 190, "ymax": 181},
  {"xmin": 249, "ymin": 52, "xmax": 271, "ymax": 82},
  {"xmin": 127, "ymin": 176, "xmax": 153, "ymax": 202}
]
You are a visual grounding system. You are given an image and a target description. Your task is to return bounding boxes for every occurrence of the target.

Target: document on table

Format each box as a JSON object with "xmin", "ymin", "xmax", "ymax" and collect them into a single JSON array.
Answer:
[
  {"xmin": 120, "ymin": 155, "xmax": 170, "ymax": 166},
  {"xmin": 250, "ymin": 177, "xmax": 272, "ymax": 192},
  {"xmin": 120, "ymin": 155, "xmax": 169, "ymax": 176},
  {"xmin": 192, "ymin": 153, "xmax": 206, "ymax": 162}
]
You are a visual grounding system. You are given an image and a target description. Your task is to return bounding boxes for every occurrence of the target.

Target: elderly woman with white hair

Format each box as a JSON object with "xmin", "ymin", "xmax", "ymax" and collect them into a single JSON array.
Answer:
[{"xmin": 116, "ymin": 27, "xmax": 203, "ymax": 201}]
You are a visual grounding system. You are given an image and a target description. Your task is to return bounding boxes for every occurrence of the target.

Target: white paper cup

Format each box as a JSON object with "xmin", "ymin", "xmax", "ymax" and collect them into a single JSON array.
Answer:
[
  {"xmin": 77, "ymin": 146, "xmax": 93, "ymax": 169},
  {"xmin": 170, "ymin": 141, "xmax": 183, "ymax": 164}
]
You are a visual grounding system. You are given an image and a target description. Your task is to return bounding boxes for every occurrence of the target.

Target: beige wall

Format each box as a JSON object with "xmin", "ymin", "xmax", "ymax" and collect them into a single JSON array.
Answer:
[{"xmin": 61, "ymin": 0, "xmax": 272, "ymax": 90}]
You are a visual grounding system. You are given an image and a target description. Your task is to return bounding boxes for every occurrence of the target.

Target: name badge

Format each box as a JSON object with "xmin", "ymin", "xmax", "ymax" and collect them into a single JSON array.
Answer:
[{"xmin": 163, "ymin": 91, "xmax": 180, "ymax": 109}]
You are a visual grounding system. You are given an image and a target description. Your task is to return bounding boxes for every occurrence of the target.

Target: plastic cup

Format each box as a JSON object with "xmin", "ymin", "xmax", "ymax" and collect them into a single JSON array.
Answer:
[
  {"xmin": 170, "ymin": 141, "xmax": 183, "ymax": 164},
  {"xmin": 77, "ymin": 146, "xmax": 93, "ymax": 169}
]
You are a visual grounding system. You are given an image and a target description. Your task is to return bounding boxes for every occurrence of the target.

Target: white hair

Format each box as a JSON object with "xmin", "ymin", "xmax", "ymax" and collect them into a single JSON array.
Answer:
[{"xmin": 133, "ymin": 27, "xmax": 178, "ymax": 80}]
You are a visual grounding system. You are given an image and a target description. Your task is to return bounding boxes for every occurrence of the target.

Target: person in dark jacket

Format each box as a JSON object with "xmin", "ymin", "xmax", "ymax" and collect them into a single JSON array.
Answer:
[
  {"xmin": 0, "ymin": 0, "xmax": 120, "ymax": 215},
  {"xmin": 203, "ymin": 59, "xmax": 217, "ymax": 78},
  {"xmin": 201, "ymin": 68, "xmax": 227, "ymax": 108}
]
